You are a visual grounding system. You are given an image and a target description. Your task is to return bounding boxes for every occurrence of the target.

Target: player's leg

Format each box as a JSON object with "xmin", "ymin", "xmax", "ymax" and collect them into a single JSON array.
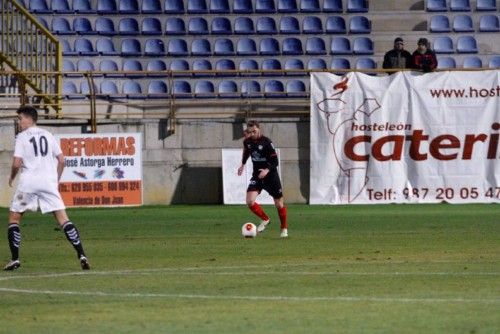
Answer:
[
  {"xmin": 4, "ymin": 212, "xmax": 23, "ymax": 270},
  {"xmin": 53, "ymin": 209, "xmax": 90, "ymax": 270},
  {"xmin": 246, "ymin": 180, "xmax": 270, "ymax": 232},
  {"xmin": 273, "ymin": 197, "xmax": 288, "ymax": 238},
  {"xmin": 264, "ymin": 172, "xmax": 288, "ymax": 237}
]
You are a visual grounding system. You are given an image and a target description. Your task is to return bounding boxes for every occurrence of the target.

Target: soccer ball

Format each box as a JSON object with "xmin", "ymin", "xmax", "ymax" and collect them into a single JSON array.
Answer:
[{"xmin": 242, "ymin": 222, "xmax": 257, "ymax": 238}]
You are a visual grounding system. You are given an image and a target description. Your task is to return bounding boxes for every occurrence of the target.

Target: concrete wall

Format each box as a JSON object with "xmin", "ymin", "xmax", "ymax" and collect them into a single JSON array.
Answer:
[{"xmin": 0, "ymin": 118, "xmax": 310, "ymax": 207}]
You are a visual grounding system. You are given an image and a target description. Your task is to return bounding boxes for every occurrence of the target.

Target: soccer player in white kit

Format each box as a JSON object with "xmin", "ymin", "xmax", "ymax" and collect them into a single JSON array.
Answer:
[{"xmin": 4, "ymin": 106, "xmax": 90, "ymax": 270}]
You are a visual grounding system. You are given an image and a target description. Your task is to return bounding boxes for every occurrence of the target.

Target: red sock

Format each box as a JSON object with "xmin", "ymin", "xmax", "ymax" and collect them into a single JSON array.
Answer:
[
  {"xmin": 278, "ymin": 207, "xmax": 288, "ymax": 229},
  {"xmin": 249, "ymin": 203, "xmax": 269, "ymax": 221}
]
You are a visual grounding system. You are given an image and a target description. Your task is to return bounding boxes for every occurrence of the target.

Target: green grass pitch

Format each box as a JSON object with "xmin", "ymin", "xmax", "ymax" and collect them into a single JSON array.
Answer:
[{"xmin": 0, "ymin": 204, "xmax": 499, "ymax": 333}]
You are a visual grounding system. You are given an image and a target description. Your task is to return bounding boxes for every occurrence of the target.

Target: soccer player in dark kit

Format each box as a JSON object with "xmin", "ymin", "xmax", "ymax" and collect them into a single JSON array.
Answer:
[{"xmin": 237, "ymin": 121, "xmax": 288, "ymax": 238}]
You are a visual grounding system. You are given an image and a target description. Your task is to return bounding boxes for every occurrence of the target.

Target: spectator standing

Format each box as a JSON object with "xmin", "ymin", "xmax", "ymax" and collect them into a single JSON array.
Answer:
[
  {"xmin": 382, "ymin": 37, "xmax": 412, "ymax": 74},
  {"xmin": 411, "ymin": 38, "xmax": 438, "ymax": 73}
]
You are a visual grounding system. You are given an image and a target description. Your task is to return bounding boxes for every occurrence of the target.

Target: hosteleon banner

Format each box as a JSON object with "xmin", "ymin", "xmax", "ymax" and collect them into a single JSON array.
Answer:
[
  {"xmin": 310, "ymin": 71, "xmax": 499, "ymax": 204},
  {"xmin": 54, "ymin": 133, "xmax": 142, "ymax": 207}
]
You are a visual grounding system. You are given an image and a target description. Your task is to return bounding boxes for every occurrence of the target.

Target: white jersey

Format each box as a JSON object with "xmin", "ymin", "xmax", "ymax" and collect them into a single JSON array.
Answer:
[{"xmin": 13, "ymin": 126, "xmax": 62, "ymax": 193}]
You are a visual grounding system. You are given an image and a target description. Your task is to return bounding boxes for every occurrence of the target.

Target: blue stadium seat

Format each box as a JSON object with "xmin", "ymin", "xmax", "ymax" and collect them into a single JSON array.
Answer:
[
  {"xmin": 95, "ymin": 18, "xmax": 117, "ymax": 35},
  {"xmin": 122, "ymin": 81, "xmax": 143, "ymax": 99},
  {"xmin": 262, "ymin": 58, "xmax": 282, "ymax": 76},
  {"xmin": 302, "ymin": 16, "xmax": 323, "ymax": 34},
  {"xmin": 51, "ymin": 0, "xmax": 72, "ymax": 13},
  {"xmin": 166, "ymin": 18, "xmax": 186, "ymax": 35},
  {"xmin": 29, "ymin": 0, "xmax": 51, "ymax": 13},
  {"xmin": 456, "ymin": 36, "xmax": 478, "ymax": 53},
  {"xmin": 146, "ymin": 59, "xmax": 167, "ymax": 76},
  {"xmin": 119, "ymin": 18, "xmax": 140, "ymax": 35},
  {"xmin": 264, "ymin": 80, "xmax": 285, "ymax": 97},
  {"xmin": 97, "ymin": 0, "xmax": 118, "ymax": 14},
  {"xmin": 239, "ymin": 59, "xmax": 259, "ymax": 76},
  {"xmin": 347, "ymin": 0, "xmax": 368, "ymax": 13},
  {"xmin": 194, "ymin": 80, "xmax": 215, "ymax": 98},
  {"xmin": 215, "ymin": 59, "xmax": 236, "ymax": 76},
  {"xmin": 170, "ymin": 60, "xmax": 189, "ymax": 77},
  {"xmin": 52, "ymin": 17, "xmax": 73, "ymax": 35},
  {"xmin": 100, "ymin": 80, "xmax": 120, "ymax": 99},
  {"xmin": 237, "ymin": 38, "xmax": 258, "ymax": 55},
  {"xmin": 164, "ymin": 0, "xmax": 184, "ymax": 13},
  {"xmin": 38, "ymin": 17, "xmax": 49, "ymax": 30},
  {"xmin": 142, "ymin": 0, "xmax": 162, "ymax": 13},
  {"xmin": 280, "ymin": 17, "xmax": 300, "ymax": 34},
  {"xmin": 355, "ymin": 58, "xmax": 377, "ymax": 75},
  {"xmin": 96, "ymin": 38, "xmax": 119, "ymax": 55},
  {"xmin": 429, "ymin": 15, "xmax": 451, "ymax": 32},
  {"xmin": 73, "ymin": 0, "xmax": 95, "ymax": 13},
  {"xmin": 476, "ymin": 0, "xmax": 497, "ymax": 11},
  {"xmin": 168, "ymin": 38, "xmax": 189, "ymax": 56},
  {"xmin": 74, "ymin": 38, "xmax": 98, "ymax": 56},
  {"xmin": 278, "ymin": 0, "xmax": 298, "ymax": 13},
  {"xmin": 349, "ymin": 16, "xmax": 371, "ymax": 34},
  {"xmin": 479, "ymin": 15, "xmax": 500, "ymax": 32},
  {"xmin": 260, "ymin": 38, "xmax": 280, "ymax": 55},
  {"xmin": 323, "ymin": 0, "xmax": 343, "ymax": 12},
  {"xmin": 257, "ymin": 17, "xmax": 278, "ymax": 34},
  {"xmin": 353, "ymin": 37, "xmax": 374, "ymax": 55},
  {"xmin": 189, "ymin": 17, "xmax": 209, "ymax": 35},
  {"xmin": 283, "ymin": 37, "xmax": 303, "ymax": 55},
  {"xmin": 121, "ymin": 38, "xmax": 142, "ymax": 56},
  {"xmin": 284, "ymin": 58, "xmax": 304, "ymax": 76},
  {"xmin": 122, "ymin": 59, "xmax": 144, "ymax": 77},
  {"xmin": 453, "ymin": 15, "xmax": 474, "ymax": 32},
  {"xmin": 214, "ymin": 38, "xmax": 235, "ymax": 55},
  {"xmin": 192, "ymin": 59, "xmax": 213, "ymax": 76},
  {"xmin": 286, "ymin": 79, "xmax": 307, "ymax": 97},
  {"xmin": 63, "ymin": 81, "xmax": 84, "ymax": 99},
  {"xmin": 212, "ymin": 17, "xmax": 232, "ymax": 34},
  {"xmin": 210, "ymin": 0, "xmax": 230, "ymax": 13},
  {"xmin": 330, "ymin": 37, "xmax": 352, "ymax": 54},
  {"xmin": 462, "ymin": 56, "xmax": 482, "ymax": 68},
  {"xmin": 77, "ymin": 59, "xmax": 96, "ymax": 74},
  {"xmin": 433, "ymin": 36, "xmax": 454, "ymax": 53},
  {"xmin": 187, "ymin": 0, "xmax": 208, "ymax": 13},
  {"xmin": 426, "ymin": 0, "xmax": 447, "ymax": 12},
  {"xmin": 234, "ymin": 17, "xmax": 255, "ymax": 34},
  {"xmin": 80, "ymin": 81, "xmax": 97, "ymax": 96},
  {"xmin": 99, "ymin": 59, "xmax": 120, "ymax": 77},
  {"xmin": 145, "ymin": 39, "xmax": 166, "ymax": 56},
  {"xmin": 450, "ymin": 0, "xmax": 470, "ymax": 11},
  {"xmin": 306, "ymin": 37, "xmax": 326, "ymax": 55},
  {"xmin": 437, "ymin": 56, "xmax": 457, "ymax": 69},
  {"xmin": 331, "ymin": 58, "xmax": 351, "ymax": 74},
  {"xmin": 147, "ymin": 81, "xmax": 169, "ymax": 98},
  {"xmin": 307, "ymin": 58, "xmax": 327, "ymax": 70},
  {"xmin": 488, "ymin": 56, "xmax": 500, "ymax": 68},
  {"xmin": 62, "ymin": 60, "xmax": 77, "ymax": 77},
  {"xmin": 300, "ymin": 0, "xmax": 320, "ymax": 12},
  {"xmin": 256, "ymin": 0, "xmax": 276, "ymax": 13},
  {"xmin": 173, "ymin": 80, "xmax": 192, "ymax": 98},
  {"xmin": 241, "ymin": 80, "xmax": 262, "ymax": 97},
  {"xmin": 218, "ymin": 80, "xmax": 239, "ymax": 98},
  {"xmin": 233, "ymin": 0, "xmax": 253, "ymax": 13},
  {"xmin": 191, "ymin": 38, "xmax": 212, "ymax": 56},
  {"xmin": 73, "ymin": 17, "xmax": 95, "ymax": 35},
  {"xmin": 142, "ymin": 18, "xmax": 162, "ymax": 35},
  {"xmin": 326, "ymin": 16, "xmax": 347, "ymax": 34},
  {"xmin": 119, "ymin": 0, "xmax": 140, "ymax": 13}
]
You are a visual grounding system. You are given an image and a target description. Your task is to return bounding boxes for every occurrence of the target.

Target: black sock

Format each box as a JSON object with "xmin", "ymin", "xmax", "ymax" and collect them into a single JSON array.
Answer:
[
  {"xmin": 62, "ymin": 221, "xmax": 86, "ymax": 258},
  {"xmin": 7, "ymin": 224, "xmax": 21, "ymax": 261}
]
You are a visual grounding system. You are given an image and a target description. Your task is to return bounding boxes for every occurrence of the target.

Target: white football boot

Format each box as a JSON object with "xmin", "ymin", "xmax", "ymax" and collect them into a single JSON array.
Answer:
[
  {"xmin": 280, "ymin": 228, "xmax": 288, "ymax": 238},
  {"xmin": 257, "ymin": 219, "xmax": 270, "ymax": 233}
]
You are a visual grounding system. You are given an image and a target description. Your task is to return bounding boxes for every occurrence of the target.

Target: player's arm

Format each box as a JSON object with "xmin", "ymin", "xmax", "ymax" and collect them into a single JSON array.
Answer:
[
  {"xmin": 258, "ymin": 139, "xmax": 278, "ymax": 179},
  {"xmin": 238, "ymin": 144, "xmax": 250, "ymax": 176},
  {"xmin": 56, "ymin": 153, "xmax": 65, "ymax": 181},
  {"xmin": 9, "ymin": 157, "xmax": 22, "ymax": 187}
]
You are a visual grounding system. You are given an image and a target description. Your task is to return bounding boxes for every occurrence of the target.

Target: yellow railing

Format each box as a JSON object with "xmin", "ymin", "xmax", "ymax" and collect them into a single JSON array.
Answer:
[{"xmin": 0, "ymin": 0, "xmax": 62, "ymax": 116}]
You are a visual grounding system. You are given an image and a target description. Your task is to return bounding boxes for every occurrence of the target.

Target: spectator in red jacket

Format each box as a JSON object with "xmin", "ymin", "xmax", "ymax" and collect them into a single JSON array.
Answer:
[{"xmin": 411, "ymin": 38, "xmax": 437, "ymax": 73}]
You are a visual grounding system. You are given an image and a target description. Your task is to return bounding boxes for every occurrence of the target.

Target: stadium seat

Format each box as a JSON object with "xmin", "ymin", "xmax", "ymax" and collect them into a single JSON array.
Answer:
[
  {"xmin": 331, "ymin": 58, "xmax": 351, "ymax": 74},
  {"xmin": 29, "ymin": 0, "xmax": 51, "ymax": 13},
  {"xmin": 191, "ymin": 38, "xmax": 212, "ymax": 56},
  {"xmin": 241, "ymin": 80, "xmax": 262, "ymax": 97},
  {"xmin": 280, "ymin": 17, "xmax": 300, "ymax": 34},
  {"xmin": 61, "ymin": 39, "xmax": 76, "ymax": 56},
  {"xmin": 52, "ymin": 17, "xmax": 73, "ymax": 35},
  {"xmin": 239, "ymin": 59, "xmax": 259, "ymax": 76},
  {"xmin": 349, "ymin": 16, "xmax": 371, "ymax": 34},
  {"xmin": 215, "ymin": 59, "xmax": 236, "ymax": 76},
  {"xmin": 62, "ymin": 60, "xmax": 77, "ymax": 77},
  {"xmin": 164, "ymin": 0, "xmax": 185, "ymax": 13},
  {"xmin": 284, "ymin": 58, "xmax": 305, "ymax": 76},
  {"xmin": 194, "ymin": 80, "xmax": 215, "ymax": 98},
  {"xmin": 121, "ymin": 38, "xmax": 142, "ymax": 56},
  {"xmin": 456, "ymin": 36, "xmax": 478, "ymax": 53},
  {"xmin": 488, "ymin": 56, "xmax": 500, "ymax": 68},
  {"xmin": 95, "ymin": 18, "xmax": 117, "ymax": 35},
  {"xmin": 142, "ymin": 0, "xmax": 162, "ymax": 13},
  {"xmin": 122, "ymin": 59, "xmax": 144, "ymax": 77},
  {"xmin": 188, "ymin": 17, "xmax": 209, "ymax": 35},
  {"xmin": 479, "ymin": 15, "xmax": 500, "ymax": 32},
  {"xmin": 173, "ymin": 80, "xmax": 192, "ymax": 98},
  {"xmin": 99, "ymin": 59, "xmax": 120, "ymax": 77},
  {"xmin": 142, "ymin": 18, "xmax": 162, "ymax": 35},
  {"xmin": 73, "ymin": 17, "xmax": 95, "ymax": 35},
  {"xmin": 80, "ymin": 81, "xmax": 97, "ymax": 96},
  {"xmin": 282, "ymin": 37, "xmax": 303, "ymax": 55},
  {"xmin": 119, "ymin": 18, "xmax": 140, "ymax": 35},
  {"xmin": 192, "ymin": 59, "xmax": 213, "ymax": 76},
  {"xmin": 278, "ymin": 0, "xmax": 298, "ymax": 13},
  {"xmin": 286, "ymin": 79, "xmax": 307, "ymax": 97},
  {"xmin": 353, "ymin": 37, "xmax": 374, "ymax": 55},
  {"xmin": 210, "ymin": 0, "xmax": 230, "ymax": 13},
  {"xmin": 63, "ymin": 81, "xmax": 84, "ymax": 99},
  {"xmin": 476, "ymin": 0, "xmax": 497, "ymax": 11},
  {"xmin": 453, "ymin": 15, "xmax": 474, "ymax": 32},
  {"xmin": 323, "ymin": 0, "xmax": 343, "ymax": 12},
  {"xmin": 187, "ymin": 0, "xmax": 208, "ymax": 13},
  {"xmin": 260, "ymin": 38, "xmax": 280, "ymax": 55},
  {"xmin": 146, "ymin": 59, "xmax": 167, "ymax": 76},
  {"xmin": 214, "ymin": 38, "xmax": 235, "ymax": 55},
  {"xmin": 326, "ymin": 16, "xmax": 347, "ymax": 34},
  {"xmin": 147, "ymin": 81, "xmax": 169, "ymax": 98},
  {"xmin": 74, "ymin": 38, "xmax": 98, "ymax": 56},
  {"xmin": 100, "ymin": 81, "xmax": 120, "ymax": 99},
  {"xmin": 347, "ymin": 0, "xmax": 368, "ymax": 13},
  {"xmin": 264, "ymin": 80, "xmax": 285, "ymax": 97},
  {"xmin": 233, "ymin": 0, "xmax": 253, "ymax": 13},
  {"xmin": 166, "ymin": 18, "xmax": 186, "ymax": 35},
  {"xmin": 437, "ymin": 56, "xmax": 457, "ymax": 69},
  {"xmin": 305, "ymin": 37, "xmax": 327, "ymax": 55},
  {"xmin": 300, "ymin": 0, "xmax": 320, "ymax": 12},
  {"xmin": 237, "ymin": 38, "xmax": 258, "ymax": 55},
  {"xmin": 256, "ymin": 0, "xmax": 276, "ymax": 13},
  {"xmin": 77, "ymin": 59, "xmax": 96, "ymax": 74},
  {"xmin": 307, "ymin": 58, "xmax": 327, "ymax": 70},
  {"xmin": 38, "ymin": 17, "xmax": 49, "ymax": 30},
  {"xmin": 429, "ymin": 15, "xmax": 451, "ymax": 33},
  {"xmin": 122, "ymin": 81, "xmax": 143, "ymax": 99},
  {"xmin": 218, "ymin": 80, "xmax": 239, "ymax": 98},
  {"xmin": 212, "ymin": 17, "xmax": 232, "ymax": 35},
  {"xmin": 257, "ymin": 17, "xmax": 278, "ymax": 34},
  {"xmin": 450, "ymin": 0, "xmax": 470, "ymax": 11},
  {"xmin": 331, "ymin": 37, "xmax": 352, "ymax": 54},
  {"xmin": 302, "ymin": 16, "xmax": 323, "ymax": 34},
  {"xmin": 119, "ymin": 0, "xmax": 140, "ymax": 13},
  {"xmin": 168, "ymin": 38, "xmax": 189, "ymax": 56},
  {"xmin": 73, "ymin": 0, "xmax": 95, "ymax": 13},
  {"xmin": 234, "ymin": 17, "xmax": 255, "ymax": 34},
  {"xmin": 145, "ymin": 38, "xmax": 166, "ymax": 56},
  {"xmin": 462, "ymin": 56, "xmax": 482, "ymax": 68},
  {"xmin": 433, "ymin": 36, "xmax": 454, "ymax": 53},
  {"xmin": 355, "ymin": 57, "xmax": 377, "ymax": 75},
  {"xmin": 262, "ymin": 58, "xmax": 282, "ymax": 76},
  {"xmin": 426, "ymin": 0, "xmax": 447, "ymax": 12},
  {"xmin": 97, "ymin": 0, "xmax": 118, "ymax": 14},
  {"xmin": 96, "ymin": 38, "xmax": 119, "ymax": 55},
  {"xmin": 51, "ymin": 0, "xmax": 72, "ymax": 13}
]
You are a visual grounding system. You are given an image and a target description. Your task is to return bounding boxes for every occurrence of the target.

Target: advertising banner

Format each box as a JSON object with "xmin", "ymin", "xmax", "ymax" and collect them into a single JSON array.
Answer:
[{"xmin": 310, "ymin": 71, "xmax": 499, "ymax": 204}]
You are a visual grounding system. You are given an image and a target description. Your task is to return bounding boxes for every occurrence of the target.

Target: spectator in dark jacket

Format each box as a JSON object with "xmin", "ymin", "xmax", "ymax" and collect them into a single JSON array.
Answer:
[
  {"xmin": 382, "ymin": 37, "xmax": 412, "ymax": 75},
  {"xmin": 411, "ymin": 38, "xmax": 437, "ymax": 73}
]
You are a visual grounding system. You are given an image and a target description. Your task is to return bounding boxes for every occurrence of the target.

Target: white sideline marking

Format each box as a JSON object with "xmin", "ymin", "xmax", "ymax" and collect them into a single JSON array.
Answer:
[{"xmin": 0, "ymin": 287, "xmax": 498, "ymax": 304}]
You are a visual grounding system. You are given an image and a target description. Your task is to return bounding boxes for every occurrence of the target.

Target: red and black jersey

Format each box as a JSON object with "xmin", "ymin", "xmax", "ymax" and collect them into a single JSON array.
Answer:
[
  {"xmin": 242, "ymin": 135, "xmax": 279, "ymax": 176},
  {"xmin": 411, "ymin": 50, "xmax": 437, "ymax": 72}
]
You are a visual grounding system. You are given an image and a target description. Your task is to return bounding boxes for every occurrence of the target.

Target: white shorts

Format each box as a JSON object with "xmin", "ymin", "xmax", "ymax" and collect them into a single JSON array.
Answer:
[{"xmin": 10, "ymin": 188, "xmax": 66, "ymax": 214}]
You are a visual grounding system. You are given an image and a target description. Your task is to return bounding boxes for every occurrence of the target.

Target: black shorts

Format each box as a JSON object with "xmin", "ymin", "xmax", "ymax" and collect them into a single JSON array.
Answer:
[{"xmin": 247, "ymin": 171, "xmax": 283, "ymax": 199}]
